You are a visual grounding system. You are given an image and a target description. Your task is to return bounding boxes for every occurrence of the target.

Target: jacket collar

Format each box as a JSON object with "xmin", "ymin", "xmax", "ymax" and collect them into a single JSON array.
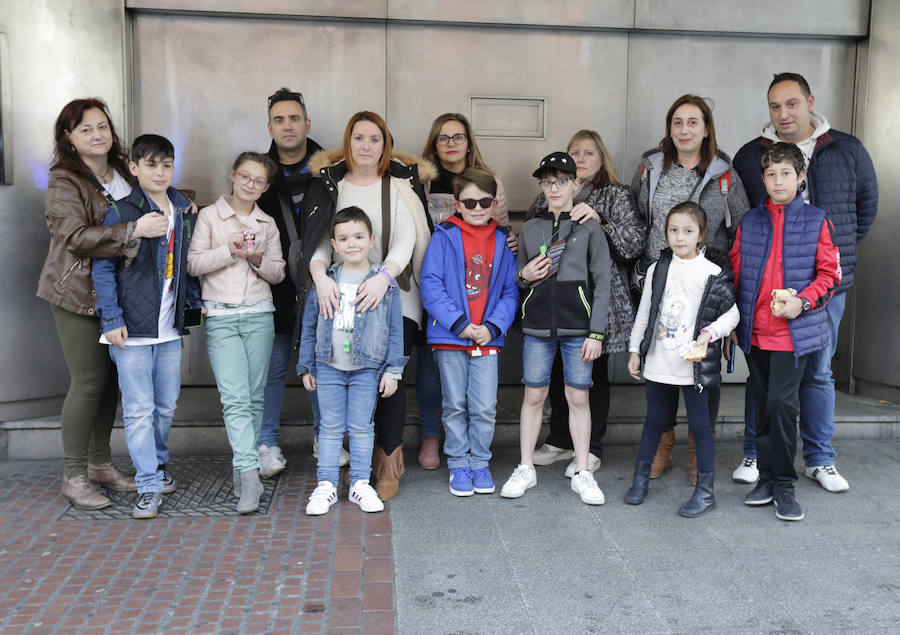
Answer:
[
  {"xmin": 213, "ymin": 195, "xmax": 273, "ymax": 224},
  {"xmin": 125, "ymin": 182, "xmax": 191, "ymax": 215}
]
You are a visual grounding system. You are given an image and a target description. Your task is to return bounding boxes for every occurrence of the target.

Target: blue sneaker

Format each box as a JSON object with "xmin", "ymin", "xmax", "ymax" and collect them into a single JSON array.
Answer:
[
  {"xmin": 449, "ymin": 467, "xmax": 474, "ymax": 497},
  {"xmin": 472, "ymin": 467, "xmax": 495, "ymax": 494}
]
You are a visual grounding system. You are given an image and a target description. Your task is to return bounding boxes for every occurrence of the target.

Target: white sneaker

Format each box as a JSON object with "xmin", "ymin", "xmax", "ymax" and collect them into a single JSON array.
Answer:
[
  {"xmin": 564, "ymin": 453, "xmax": 602, "ymax": 479},
  {"xmin": 305, "ymin": 481, "xmax": 337, "ymax": 516},
  {"xmin": 259, "ymin": 444, "xmax": 286, "ymax": 479},
  {"xmin": 339, "ymin": 447, "xmax": 351, "ymax": 468},
  {"xmin": 571, "ymin": 471, "xmax": 605, "ymax": 505},
  {"xmin": 271, "ymin": 445, "xmax": 287, "ymax": 468},
  {"xmin": 805, "ymin": 465, "xmax": 850, "ymax": 492},
  {"xmin": 532, "ymin": 443, "xmax": 575, "ymax": 466},
  {"xmin": 500, "ymin": 465, "xmax": 537, "ymax": 498},
  {"xmin": 732, "ymin": 457, "xmax": 759, "ymax": 484},
  {"xmin": 349, "ymin": 480, "xmax": 384, "ymax": 512}
]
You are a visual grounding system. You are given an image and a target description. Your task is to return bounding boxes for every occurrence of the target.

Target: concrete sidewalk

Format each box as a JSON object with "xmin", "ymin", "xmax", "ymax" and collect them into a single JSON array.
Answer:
[{"xmin": 1, "ymin": 439, "xmax": 899, "ymax": 634}]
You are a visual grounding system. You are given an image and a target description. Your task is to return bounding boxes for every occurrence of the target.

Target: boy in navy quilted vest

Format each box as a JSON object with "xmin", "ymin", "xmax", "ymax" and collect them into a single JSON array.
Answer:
[
  {"xmin": 92, "ymin": 134, "xmax": 201, "ymax": 520},
  {"xmin": 728, "ymin": 142, "xmax": 840, "ymax": 522}
]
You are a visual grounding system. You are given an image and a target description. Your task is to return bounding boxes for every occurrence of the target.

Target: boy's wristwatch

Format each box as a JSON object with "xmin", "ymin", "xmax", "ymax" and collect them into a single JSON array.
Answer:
[{"xmin": 801, "ymin": 298, "xmax": 811, "ymax": 311}]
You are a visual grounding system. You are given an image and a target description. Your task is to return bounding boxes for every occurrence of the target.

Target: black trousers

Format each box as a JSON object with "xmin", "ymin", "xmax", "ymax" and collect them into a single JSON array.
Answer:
[
  {"xmin": 374, "ymin": 317, "xmax": 417, "ymax": 454},
  {"xmin": 747, "ymin": 347, "xmax": 808, "ymax": 492},
  {"xmin": 544, "ymin": 352, "xmax": 609, "ymax": 457}
]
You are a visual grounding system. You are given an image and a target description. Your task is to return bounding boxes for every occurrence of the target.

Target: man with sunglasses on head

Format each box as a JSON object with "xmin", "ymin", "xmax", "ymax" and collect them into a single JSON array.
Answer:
[{"xmin": 255, "ymin": 87, "xmax": 331, "ymax": 478}]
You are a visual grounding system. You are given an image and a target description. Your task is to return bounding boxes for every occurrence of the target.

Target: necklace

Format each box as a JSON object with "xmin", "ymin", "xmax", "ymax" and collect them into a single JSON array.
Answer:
[
  {"xmin": 540, "ymin": 217, "xmax": 571, "ymax": 256},
  {"xmin": 92, "ymin": 165, "xmax": 112, "ymax": 183},
  {"xmin": 335, "ymin": 265, "xmax": 353, "ymax": 353}
]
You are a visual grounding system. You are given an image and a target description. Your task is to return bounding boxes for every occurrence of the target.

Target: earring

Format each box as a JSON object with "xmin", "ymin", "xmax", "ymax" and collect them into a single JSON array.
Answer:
[{"xmin": 70, "ymin": 144, "xmax": 76, "ymax": 152}]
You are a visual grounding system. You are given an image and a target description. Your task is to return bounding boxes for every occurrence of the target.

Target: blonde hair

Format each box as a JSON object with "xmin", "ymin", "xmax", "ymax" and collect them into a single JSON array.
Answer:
[{"xmin": 567, "ymin": 129, "xmax": 621, "ymax": 186}]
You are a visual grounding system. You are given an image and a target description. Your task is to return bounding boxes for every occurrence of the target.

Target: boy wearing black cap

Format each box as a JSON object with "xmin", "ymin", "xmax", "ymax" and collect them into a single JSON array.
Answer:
[{"xmin": 500, "ymin": 152, "xmax": 612, "ymax": 505}]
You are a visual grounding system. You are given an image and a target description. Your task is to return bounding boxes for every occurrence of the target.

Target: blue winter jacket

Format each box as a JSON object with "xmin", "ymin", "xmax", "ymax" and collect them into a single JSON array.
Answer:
[
  {"xmin": 296, "ymin": 265, "xmax": 407, "ymax": 379},
  {"xmin": 734, "ymin": 196, "xmax": 836, "ymax": 361},
  {"xmin": 420, "ymin": 219, "xmax": 519, "ymax": 348},
  {"xmin": 733, "ymin": 130, "xmax": 877, "ymax": 292},
  {"xmin": 92, "ymin": 184, "xmax": 201, "ymax": 337}
]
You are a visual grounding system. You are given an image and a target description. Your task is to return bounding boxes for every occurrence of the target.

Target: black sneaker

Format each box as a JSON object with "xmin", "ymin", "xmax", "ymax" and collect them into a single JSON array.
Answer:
[
  {"xmin": 132, "ymin": 491, "xmax": 162, "ymax": 519},
  {"xmin": 773, "ymin": 492, "xmax": 804, "ymax": 521},
  {"xmin": 744, "ymin": 480, "xmax": 774, "ymax": 506},
  {"xmin": 161, "ymin": 469, "xmax": 177, "ymax": 494}
]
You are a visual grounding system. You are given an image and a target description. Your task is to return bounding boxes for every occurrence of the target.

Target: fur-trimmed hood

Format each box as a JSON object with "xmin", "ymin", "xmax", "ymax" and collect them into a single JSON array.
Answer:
[{"xmin": 308, "ymin": 148, "xmax": 437, "ymax": 182}]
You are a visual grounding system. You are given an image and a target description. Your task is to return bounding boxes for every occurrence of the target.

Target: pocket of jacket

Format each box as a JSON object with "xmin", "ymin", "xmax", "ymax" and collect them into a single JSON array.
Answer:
[
  {"xmin": 555, "ymin": 281, "xmax": 592, "ymax": 330},
  {"xmin": 55, "ymin": 258, "xmax": 83, "ymax": 291}
]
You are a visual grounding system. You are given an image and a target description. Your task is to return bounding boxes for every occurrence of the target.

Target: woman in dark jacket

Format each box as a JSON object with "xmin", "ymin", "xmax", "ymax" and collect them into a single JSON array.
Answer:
[{"xmin": 36, "ymin": 98, "xmax": 170, "ymax": 509}]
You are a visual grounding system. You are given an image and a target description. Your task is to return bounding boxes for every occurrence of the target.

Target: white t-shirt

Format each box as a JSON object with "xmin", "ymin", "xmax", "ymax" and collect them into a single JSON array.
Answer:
[
  {"xmin": 100, "ymin": 197, "xmax": 182, "ymax": 346},
  {"xmin": 102, "ymin": 170, "xmax": 132, "ymax": 200}
]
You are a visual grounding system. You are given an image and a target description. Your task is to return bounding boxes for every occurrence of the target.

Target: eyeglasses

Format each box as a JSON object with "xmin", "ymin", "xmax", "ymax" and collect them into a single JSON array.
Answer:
[
  {"xmin": 267, "ymin": 90, "xmax": 305, "ymax": 110},
  {"xmin": 436, "ymin": 133, "xmax": 467, "ymax": 146},
  {"xmin": 539, "ymin": 178, "xmax": 572, "ymax": 190},
  {"xmin": 459, "ymin": 197, "xmax": 494, "ymax": 210},
  {"xmin": 235, "ymin": 170, "xmax": 268, "ymax": 189}
]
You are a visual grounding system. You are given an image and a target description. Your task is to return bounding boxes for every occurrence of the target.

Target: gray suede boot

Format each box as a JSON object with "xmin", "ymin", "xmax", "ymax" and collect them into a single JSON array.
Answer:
[{"xmin": 237, "ymin": 468, "xmax": 263, "ymax": 514}]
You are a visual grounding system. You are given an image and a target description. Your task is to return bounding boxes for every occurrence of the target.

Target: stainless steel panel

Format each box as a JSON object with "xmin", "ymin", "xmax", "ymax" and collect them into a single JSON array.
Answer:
[
  {"xmin": 386, "ymin": 23, "xmax": 630, "ymax": 213},
  {"xmin": 0, "ymin": 0, "xmax": 126, "ymax": 404},
  {"xmin": 133, "ymin": 13, "xmax": 386, "ymax": 383},
  {"xmin": 851, "ymin": 0, "xmax": 900, "ymax": 388},
  {"xmin": 127, "ymin": 0, "xmax": 387, "ymax": 19},
  {"xmin": 635, "ymin": 0, "xmax": 869, "ymax": 37},
  {"xmin": 624, "ymin": 34, "xmax": 858, "ymax": 175},
  {"xmin": 388, "ymin": 0, "xmax": 634, "ymax": 29}
]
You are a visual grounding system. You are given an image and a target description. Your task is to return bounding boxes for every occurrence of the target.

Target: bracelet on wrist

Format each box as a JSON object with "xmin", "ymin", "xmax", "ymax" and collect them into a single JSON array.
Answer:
[{"xmin": 376, "ymin": 266, "xmax": 396, "ymax": 291}]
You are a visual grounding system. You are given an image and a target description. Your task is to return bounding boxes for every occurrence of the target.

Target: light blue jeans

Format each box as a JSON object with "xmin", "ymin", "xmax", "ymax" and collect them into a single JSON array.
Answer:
[
  {"xmin": 315, "ymin": 363, "xmax": 380, "ymax": 485},
  {"xmin": 259, "ymin": 332, "xmax": 321, "ymax": 446},
  {"xmin": 108, "ymin": 339, "xmax": 182, "ymax": 493},
  {"xmin": 206, "ymin": 313, "xmax": 274, "ymax": 472},
  {"xmin": 434, "ymin": 349, "xmax": 498, "ymax": 470},
  {"xmin": 742, "ymin": 291, "xmax": 846, "ymax": 466},
  {"xmin": 522, "ymin": 335, "xmax": 593, "ymax": 389}
]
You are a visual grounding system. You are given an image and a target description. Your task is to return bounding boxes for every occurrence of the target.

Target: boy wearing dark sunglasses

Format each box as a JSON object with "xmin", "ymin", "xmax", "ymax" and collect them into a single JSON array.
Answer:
[
  {"xmin": 500, "ymin": 152, "xmax": 611, "ymax": 505},
  {"xmin": 419, "ymin": 168, "xmax": 519, "ymax": 497}
]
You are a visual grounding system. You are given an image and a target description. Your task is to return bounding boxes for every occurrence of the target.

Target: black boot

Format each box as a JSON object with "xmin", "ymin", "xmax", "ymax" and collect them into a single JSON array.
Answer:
[
  {"xmin": 624, "ymin": 460, "xmax": 653, "ymax": 505},
  {"xmin": 678, "ymin": 471, "xmax": 715, "ymax": 517}
]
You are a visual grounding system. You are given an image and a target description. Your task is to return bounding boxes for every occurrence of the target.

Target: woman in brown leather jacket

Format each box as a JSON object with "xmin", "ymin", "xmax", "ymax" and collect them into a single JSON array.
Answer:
[{"xmin": 36, "ymin": 98, "xmax": 170, "ymax": 509}]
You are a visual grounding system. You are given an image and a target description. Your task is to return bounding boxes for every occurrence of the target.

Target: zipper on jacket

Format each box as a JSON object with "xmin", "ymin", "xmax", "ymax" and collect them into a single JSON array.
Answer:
[
  {"xmin": 58, "ymin": 259, "xmax": 82, "ymax": 287},
  {"xmin": 578, "ymin": 285, "xmax": 591, "ymax": 317},
  {"xmin": 521, "ymin": 288, "xmax": 534, "ymax": 320}
]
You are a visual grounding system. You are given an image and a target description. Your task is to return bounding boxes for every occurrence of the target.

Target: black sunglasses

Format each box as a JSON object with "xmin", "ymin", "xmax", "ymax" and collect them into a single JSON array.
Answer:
[
  {"xmin": 459, "ymin": 197, "xmax": 494, "ymax": 210},
  {"xmin": 267, "ymin": 90, "xmax": 305, "ymax": 109}
]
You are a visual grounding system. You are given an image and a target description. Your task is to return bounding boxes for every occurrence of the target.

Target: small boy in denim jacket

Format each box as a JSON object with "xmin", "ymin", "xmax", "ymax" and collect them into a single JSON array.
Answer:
[
  {"xmin": 298, "ymin": 206, "xmax": 407, "ymax": 516},
  {"xmin": 92, "ymin": 134, "xmax": 202, "ymax": 519},
  {"xmin": 419, "ymin": 167, "xmax": 519, "ymax": 497}
]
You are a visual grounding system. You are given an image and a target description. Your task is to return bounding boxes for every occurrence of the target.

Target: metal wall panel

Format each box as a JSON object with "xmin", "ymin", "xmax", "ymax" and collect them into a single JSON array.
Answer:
[
  {"xmin": 388, "ymin": 0, "xmax": 634, "ymax": 29},
  {"xmin": 132, "ymin": 13, "xmax": 387, "ymax": 383},
  {"xmin": 127, "ymin": 0, "xmax": 388, "ymax": 20},
  {"xmin": 852, "ymin": 0, "xmax": 900, "ymax": 389},
  {"xmin": 0, "ymin": 0, "xmax": 126, "ymax": 409},
  {"xmin": 634, "ymin": 0, "xmax": 869, "ymax": 37},
  {"xmin": 386, "ymin": 23, "xmax": 629, "ymax": 212}
]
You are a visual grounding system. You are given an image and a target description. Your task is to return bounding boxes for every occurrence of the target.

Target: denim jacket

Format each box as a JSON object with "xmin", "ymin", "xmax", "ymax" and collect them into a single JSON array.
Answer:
[
  {"xmin": 92, "ymin": 183, "xmax": 201, "ymax": 337},
  {"xmin": 297, "ymin": 264, "xmax": 407, "ymax": 379}
]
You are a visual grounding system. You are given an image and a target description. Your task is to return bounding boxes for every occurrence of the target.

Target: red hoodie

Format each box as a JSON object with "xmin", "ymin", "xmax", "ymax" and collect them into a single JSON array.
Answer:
[{"xmin": 729, "ymin": 198, "xmax": 841, "ymax": 351}]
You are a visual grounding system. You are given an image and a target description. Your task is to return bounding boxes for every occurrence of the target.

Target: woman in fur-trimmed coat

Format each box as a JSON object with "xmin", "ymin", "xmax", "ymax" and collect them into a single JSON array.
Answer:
[{"xmin": 293, "ymin": 111, "xmax": 436, "ymax": 501}]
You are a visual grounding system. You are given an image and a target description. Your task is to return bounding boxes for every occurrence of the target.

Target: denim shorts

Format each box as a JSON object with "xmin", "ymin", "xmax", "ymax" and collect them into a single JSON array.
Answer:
[{"xmin": 522, "ymin": 335, "xmax": 593, "ymax": 389}]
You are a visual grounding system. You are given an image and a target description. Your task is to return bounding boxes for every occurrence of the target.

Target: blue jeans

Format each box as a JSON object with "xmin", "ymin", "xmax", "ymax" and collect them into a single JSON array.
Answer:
[
  {"xmin": 259, "ymin": 332, "xmax": 321, "ymax": 445},
  {"xmin": 315, "ymin": 364, "xmax": 379, "ymax": 485},
  {"xmin": 108, "ymin": 339, "xmax": 182, "ymax": 493},
  {"xmin": 434, "ymin": 349, "xmax": 499, "ymax": 470},
  {"xmin": 637, "ymin": 381, "xmax": 714, "ymax": 473},
  {"xmin": 522, "ymin": 335, "xmax": 593, "ymax": 389},
  {"xmin": 415, "ymin": 344, "xmax": 443, "ymax": 439},
  {"xmin": 741, "ymin": 291, "xmax": 846, "ymax": 465},
  {"xmin": 206, "ymin": 313, "xmax": 274, "ymax": 472}
]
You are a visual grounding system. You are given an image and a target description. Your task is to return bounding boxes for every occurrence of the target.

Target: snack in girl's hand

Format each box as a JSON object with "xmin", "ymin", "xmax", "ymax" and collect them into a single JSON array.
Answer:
[
  {"xmin": 241, "ymin": 228, "xmax": 256, "ymax": 251},
  {"xmin": 681, "ymin": 341, "xmax": 707, "ymax": 362},
  {"xmin": 770, "ymin": 288, "xmax": 796, "ymax": 313}
]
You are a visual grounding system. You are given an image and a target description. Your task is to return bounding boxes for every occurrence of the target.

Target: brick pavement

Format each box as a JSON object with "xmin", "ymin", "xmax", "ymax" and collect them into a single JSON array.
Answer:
[{"xmin": 0, "ymin": 456, "xmax": 395, "ymax": 634}]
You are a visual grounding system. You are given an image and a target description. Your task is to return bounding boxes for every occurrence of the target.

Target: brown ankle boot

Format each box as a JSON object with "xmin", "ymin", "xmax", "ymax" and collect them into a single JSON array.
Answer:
[
  {"xmin": 689, "ymin": 433, "xmax": 697, "ymax": 485},
  {"xmin": 61, "ymin": 475, "xmax": 112, "ymax": 510},
  {"xmin": 650, "ymin": 430, "xmax": 675, "ymax": 478},
  {"xmin": 88, "ymin": 462, "xmax": 137, "ymax": 492},
  {"xmin": 373, "ymin": 446, "xmax": 404, "ymax": 501},
  {"xmin": 417, "ymin": 437, "xmax": 440, "ymax": 470}
]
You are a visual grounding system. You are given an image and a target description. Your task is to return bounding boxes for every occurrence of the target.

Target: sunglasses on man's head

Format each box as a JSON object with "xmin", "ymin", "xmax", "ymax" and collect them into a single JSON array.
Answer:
[
  {"xmin": 458, "ymin": 197, "xmax": 495, "ymax": 210},
  {"xmin": 267, "ymin": 91, "xmax": 305, "ymax": 109}
]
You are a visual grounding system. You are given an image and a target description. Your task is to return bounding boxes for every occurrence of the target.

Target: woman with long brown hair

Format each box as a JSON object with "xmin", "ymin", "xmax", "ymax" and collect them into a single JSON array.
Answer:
[{"xmin": 37, "ymin": 98, "xmax": 170, "ymax": 509}]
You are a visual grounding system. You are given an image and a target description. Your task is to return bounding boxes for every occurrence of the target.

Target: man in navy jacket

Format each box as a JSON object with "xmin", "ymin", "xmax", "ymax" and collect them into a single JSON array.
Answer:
[{"xmin": 732, "ymin": 72, "xmax": 878, "ymax": 493}]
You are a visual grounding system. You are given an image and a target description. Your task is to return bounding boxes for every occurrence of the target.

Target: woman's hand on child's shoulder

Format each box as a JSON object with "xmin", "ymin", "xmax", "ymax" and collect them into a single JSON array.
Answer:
[
  {"xmin": 571, "ymin": 202, "xmax": 600, "ymax": 225},
  {"xmin": 379, "ymin": 376, "xmax": 398, "ymax": 398}
]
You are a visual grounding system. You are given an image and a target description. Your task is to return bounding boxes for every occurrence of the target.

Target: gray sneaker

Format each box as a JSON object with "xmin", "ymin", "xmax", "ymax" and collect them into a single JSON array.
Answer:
[
  {"xmin": 160, "ymin": 469, "xmax": 177, "ymax": 494},
  {"xmin": 132, "ymin": 491, "xmax": 162, "ymax": 519}
]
